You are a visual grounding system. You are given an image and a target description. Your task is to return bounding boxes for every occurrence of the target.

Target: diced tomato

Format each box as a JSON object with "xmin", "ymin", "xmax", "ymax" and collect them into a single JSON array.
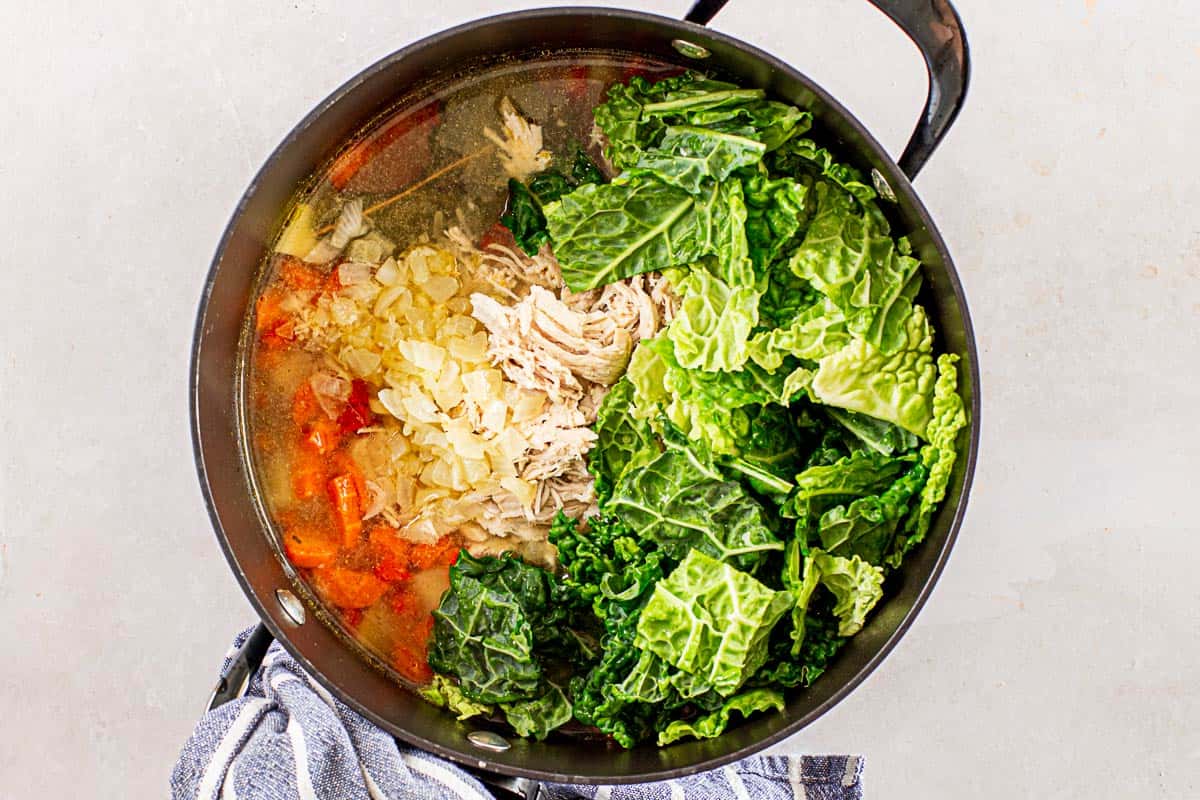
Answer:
[
  {"xmin": 279, "ymin": 257, "xmax": 325, "ymax": 291},
  {"xmin": 337, "ymin": 379, "xmax": 374, "ymax": 434},
  {"xmin": 328, "ymin": 474, "xmax": 363, "ymax": 548},
  {"xmin": 477, "ymin": 221, "xmax": 517, "ymax": 252},
  {"xmin": 323, "ymin": 263, "xmax": 346, "ymax": 294},
  {"xmin": 291, "ymin": 382, "xmax": 320, "ymax": 426},
  {"xmin": 282, "ymin": 526, "xmax": 339, "ymax": 568},
  {"xmin": 564, "ymin": 65, "xmax": 591, "ymax": 102},
  {"xmin": 291, "ymin": 448, "xmax": 326, "ymax": 501},
  {"xmin": 311, "ymin": 566, "xmax": 387, "ymax": 609},
  {"xmin": 303, "ymin": 417, "xmax": 342, "ymax": 455},
  {"xmin": 341, "ymin": 608, "xmax": 364, "ymax": 629},
  {"xmin": 329, "ymin": 100, "xmax": 442, "ymax": 190}
]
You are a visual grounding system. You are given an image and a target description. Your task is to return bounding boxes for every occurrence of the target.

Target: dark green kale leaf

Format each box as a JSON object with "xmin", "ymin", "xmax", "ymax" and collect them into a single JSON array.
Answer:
[
  {"xmin": 500, "ymin": 178, "xmax": 550, "ymax": 256},
  {"xmin": 587, "ymin": 378, "xmax": 659, "ymax": 504}
]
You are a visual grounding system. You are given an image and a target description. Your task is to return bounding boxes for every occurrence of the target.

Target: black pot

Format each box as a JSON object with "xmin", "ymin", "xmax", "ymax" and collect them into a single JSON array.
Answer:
[{"xmin": 191, "ymin": 1, "xmax": 979, "ymax": 791}]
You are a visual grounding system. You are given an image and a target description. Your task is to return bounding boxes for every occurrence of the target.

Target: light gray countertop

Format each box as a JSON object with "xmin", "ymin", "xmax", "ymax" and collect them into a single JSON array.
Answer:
[{"xmin": 1, "ymin": 1, "xmax": 1197, "ymax": 796}]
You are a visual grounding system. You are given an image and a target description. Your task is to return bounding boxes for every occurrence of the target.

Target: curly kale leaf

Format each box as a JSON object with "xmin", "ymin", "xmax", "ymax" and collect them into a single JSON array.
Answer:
[
  {"xmin": 608, "ymin": 437, "xmax": 784, "ymax": 569},
  {"xmin": 427, "ymin": 557, "xmax": 542, "ymax": 704}
]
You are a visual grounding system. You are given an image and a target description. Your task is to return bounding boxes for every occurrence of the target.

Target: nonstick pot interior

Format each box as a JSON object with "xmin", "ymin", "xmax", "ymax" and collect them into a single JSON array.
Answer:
[{"xmin": 191, "ymin": 7, "xmax": 979, "ymax": 784}]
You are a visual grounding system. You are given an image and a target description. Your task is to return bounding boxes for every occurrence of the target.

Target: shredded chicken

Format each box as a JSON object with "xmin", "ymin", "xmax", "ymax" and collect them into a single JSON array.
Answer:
[
  {"xmin": 471, "ymin": 286, "xmax": 632, "ymax": 405},
  {"xmin": 483, "ymin": 97, "xmax": 552, "ymax": 182}
]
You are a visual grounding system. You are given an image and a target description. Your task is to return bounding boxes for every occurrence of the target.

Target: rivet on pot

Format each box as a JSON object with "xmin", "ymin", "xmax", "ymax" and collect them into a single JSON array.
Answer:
[
  {"xmin": 871, "ymin": 168, "xmax": 897, "ymax": 202},
  {"xmin": 275, "ymin": 588, "xmax": 306, "ymax": 626},
  {"xmin": 671, "ymin": 39, "xmax": 711, "ymax": 59},
  {"xmin": 468, "ymin": 730, "xmax": 511, "ymax": 752}
]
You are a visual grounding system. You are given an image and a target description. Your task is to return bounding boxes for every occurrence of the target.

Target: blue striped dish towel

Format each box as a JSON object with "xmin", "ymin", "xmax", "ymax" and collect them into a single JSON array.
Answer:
[{"xmin": 171, "ymin": 627, "xmax": 864, "ymax": 799}]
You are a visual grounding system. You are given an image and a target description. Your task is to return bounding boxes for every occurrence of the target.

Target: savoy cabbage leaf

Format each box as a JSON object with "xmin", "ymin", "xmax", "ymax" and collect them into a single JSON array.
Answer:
[
  {"xmin": 810, "ymin": 304, "xmax": 937, "ymax": 437},
  {"xmin": 656, "ymin": 689, "xmax": 786, "ymax": 746},
  {"xmin": 635, "ymin": 549, "xmax": 793, "ymax": 696}
]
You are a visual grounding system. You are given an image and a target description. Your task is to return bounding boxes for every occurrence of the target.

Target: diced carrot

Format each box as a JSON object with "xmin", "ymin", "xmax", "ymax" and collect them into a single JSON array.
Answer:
[
  {"xmin": 370, "ymin": 528, "xmax": 412, "ymax": 582},
  {"xmin": 311, "ymin": 566, "xmax": 387, "ymax": 609},
  {"xmin": 322, "ymin": 263, "xmax": 346, "ymax": 294},
  {"xmin": 329, "ymin": 101, "xmax": 442, "ymax": 190},
  {"xmin": 393, "ymin": 641, "xmax": 434, "ymax": 684},
  {"xmin": 291, "ymin": 449, "xmax": 325, "ymax": 501},
  {"xmin": 292, "ymin": 382, "xmax": 320, "ymax": 426},
  {"xmin": 255, "ymin": 289, "xmax": 288, "ymax": 332},
  {"xmin": 328, "ymin": 474, "xmax": 363, "ymax": 548},
  {"xmin": 329, "ymin": 452, "xmax": 368, "ymax": 504},
  {"xmin": 282, "ymin": 526, "xmax": 339, "ymax": 568},
  {"xmin": 279, "ymin": 257, "xmax": 325, "ymax": 291},
  {"xmin": 272, "ymin": 319, "xmax": 295, "ymax": 341},
  {"xmin": 303, "ymin": 417, "xmax": 342, "ymax": 455},
  {"xmin": 408, "ymin": 537, "xmax": 462, "ymax": 571}
]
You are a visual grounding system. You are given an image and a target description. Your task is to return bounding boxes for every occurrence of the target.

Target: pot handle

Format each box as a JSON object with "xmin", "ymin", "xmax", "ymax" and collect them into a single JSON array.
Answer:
[
  {"xmin": 206, "ymin": 622, "xmax": 275, "ymax": 711},
  {"xmin": 204, "ymin": 623, "xmax": 543, "ymax": 798},
  {"xmin": 684, "ymin": 0, "xmax": 970, "ymax": 179}
]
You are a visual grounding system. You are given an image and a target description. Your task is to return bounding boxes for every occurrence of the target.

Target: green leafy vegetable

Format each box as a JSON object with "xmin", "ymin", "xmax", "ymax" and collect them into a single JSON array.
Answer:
[
  {"xmin": 588, "ymin": 378, "xmax": 660, "ymax": 503},
  {"xmin": 545, "ymin": 179, "xmax": 727, "ymax": 291},
  {"xmin": 788, "ymin": 181, "xmax": 922, "ymax": 354},
  {"xmin": 571, "ymin": 149, "xmax": 605, "ymax": 185},
  {"xmin": 825, "ymin": 407, "xmax": 918, "ymax": 456},
  {"xmin": 500, "ymin": 683, "xmax": 573, "ymax": 741},
  {"xmin": 500, "ymin": 178, "xmax": 550, "ymax": 256},
  {"xmin": 635, "ymin": 549, "xmax": 793, "ymax": 695},
  {"xmin": 657, "ymin": 689, "xmax": 786, "ymax": 745},
  {"xmin": 419, "ymin": 675, "xmax": 494, "ymax": 721},
  {"xmin": 747, "ymin": 296, "xmax": 849, "ymax": 371},
  {"xmin": 743, "ymin": 171, "xmax": 809, "ymax": 273},
  {"xmin": 809, "ymin": 551, "xmax": 885, "ymax": 636},
  {"xmin": 816, "ymin": 461, "xmax": 927, "ymax": 564},
  {"xmin": 889, "ymin": 354, "xmax": 967, "ymax": 566},
  {"xmin": 810, "ymin": 304, "xmax": 937, "ymax": 437},
  {"xmin": 686, "ymin": 100, "xmax": 811, "ymax": 151},
  {"xmin": 626, "ymin": 125, "xmax": 766, "ymax": 194},
  {"xmin": 786, "ymin": 450, "xmax": 909, "ymax": 524},
  {"xmin": 608, "ymin": 435, "xmax": 784, "ymax": 568},
  {"xmin": 427, "ymin": 556, "xmax": 542, "ymax": 704}
]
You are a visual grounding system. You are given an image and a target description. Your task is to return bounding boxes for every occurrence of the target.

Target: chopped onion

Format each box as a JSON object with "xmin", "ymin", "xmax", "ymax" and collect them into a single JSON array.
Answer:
[{"xmin": 309, "ymin": 372, "xmax": 350, "ymax": 419}]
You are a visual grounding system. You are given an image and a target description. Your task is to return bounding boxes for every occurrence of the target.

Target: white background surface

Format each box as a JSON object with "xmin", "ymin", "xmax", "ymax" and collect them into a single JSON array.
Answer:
[{"xmin": 1, "ymin": 0, "xmax": 1198, "ymax": 796}]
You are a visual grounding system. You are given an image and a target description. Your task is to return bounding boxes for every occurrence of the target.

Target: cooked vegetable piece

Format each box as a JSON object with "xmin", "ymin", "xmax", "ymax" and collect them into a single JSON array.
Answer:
[
  {"xmin": 312, "ymin": 566, "xmax": 388, "ymax": 609},
  {"xmin": 635, "ymin": 550, "xmax": 793, "ymax": 696},
  {"xmin": 656, "ymin": 688, "xmax": 785, "ymax": 745},
  {"xmin": 809, "ymin": 305, "xmax": 936, "ymax": 436},
  {"xmin": 545, "ymin": 179, "xmax": 724, "ymax": 291},
  {"xmin": 327, "ymin": 474, "xmax": 363, "ymax": 548},
  {"xmin": 282, "ymin": 526, "xmax": 339, "ymax": 569}
]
